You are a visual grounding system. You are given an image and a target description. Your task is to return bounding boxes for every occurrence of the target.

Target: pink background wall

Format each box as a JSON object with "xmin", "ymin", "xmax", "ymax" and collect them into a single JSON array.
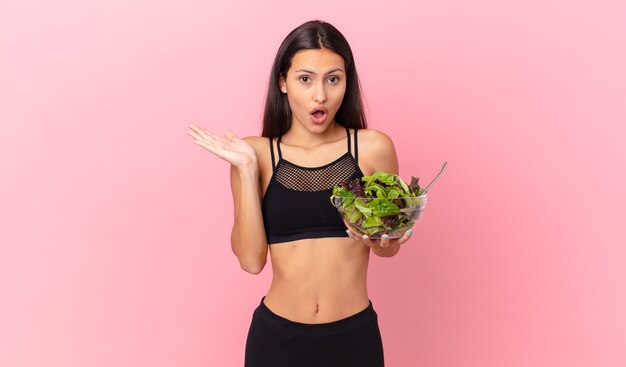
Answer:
[{"xmin": 1, "ymin": 1, "xmax": 625, "ymax": 366}]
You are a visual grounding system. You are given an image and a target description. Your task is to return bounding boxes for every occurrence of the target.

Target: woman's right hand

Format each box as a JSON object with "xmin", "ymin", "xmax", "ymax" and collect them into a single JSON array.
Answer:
[{"xmin": 187, "ymin": 124, "xmax": 257, "ymax": 169}]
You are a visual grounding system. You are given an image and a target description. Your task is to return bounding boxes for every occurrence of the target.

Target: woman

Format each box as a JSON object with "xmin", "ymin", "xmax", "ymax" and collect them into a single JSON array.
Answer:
[{"xmin": 187, "ymin": 20, "xmax": 413, "ymax": 367}]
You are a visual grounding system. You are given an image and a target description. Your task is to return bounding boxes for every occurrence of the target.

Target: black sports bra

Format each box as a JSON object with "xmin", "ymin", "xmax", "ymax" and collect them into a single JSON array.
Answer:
[{"xmin": 262, "ymin": 126, "xmax": 364, "ymax": 245}]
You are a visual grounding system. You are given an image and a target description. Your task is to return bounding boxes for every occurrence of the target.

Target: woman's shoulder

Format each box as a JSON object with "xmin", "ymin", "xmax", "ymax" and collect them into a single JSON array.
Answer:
[
  {"xmin": 241, "ymin": 136, "xmax": 273, "ymax": 152},
  {"xmin": 357, "ymin": 128, "xmax": 396, "ymax": 153},
  {"xmin": 356, "ymin": 128, "xmax": 398, "ymax": 174},
  {"xmin": 241, "ymin": 135, "xmax": 268, "ymax": 142},
  {"xmin": 241, "ymin": 136, "xmax": 272, "ymax": 167},
  {"xmin": 241, "ymin": 135, "xmax": 268, "ymax": 146}
]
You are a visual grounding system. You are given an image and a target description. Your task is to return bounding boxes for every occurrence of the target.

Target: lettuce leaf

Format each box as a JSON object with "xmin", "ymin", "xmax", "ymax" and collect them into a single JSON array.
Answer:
[{"xmin": 331, "ymin": 171, "xmax": 424, "ymax": 237}]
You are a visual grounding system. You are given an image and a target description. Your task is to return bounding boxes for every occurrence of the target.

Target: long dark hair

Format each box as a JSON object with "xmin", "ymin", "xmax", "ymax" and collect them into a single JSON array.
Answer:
[{"xmin": 261, "ymin": 20, "xmax": 368, "ymax": 137}]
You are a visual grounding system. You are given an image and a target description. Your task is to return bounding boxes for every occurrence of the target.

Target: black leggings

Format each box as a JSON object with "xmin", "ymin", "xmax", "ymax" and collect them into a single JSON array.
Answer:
[{"xmin": 244, "ymin": 297, "xmax": 385, "ymax": 367}]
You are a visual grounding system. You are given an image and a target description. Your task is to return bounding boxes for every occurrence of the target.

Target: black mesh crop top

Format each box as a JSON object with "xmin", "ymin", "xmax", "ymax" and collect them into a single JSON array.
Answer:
[{"xmin": 262, "ymin": 126, "xmax": 364, "ymax": 245}]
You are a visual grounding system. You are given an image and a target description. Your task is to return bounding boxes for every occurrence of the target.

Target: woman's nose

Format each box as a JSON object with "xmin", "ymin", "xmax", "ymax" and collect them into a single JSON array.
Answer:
[{"xmin": 313, "ymin": 83, "xmax": 327, "ymax": 103}]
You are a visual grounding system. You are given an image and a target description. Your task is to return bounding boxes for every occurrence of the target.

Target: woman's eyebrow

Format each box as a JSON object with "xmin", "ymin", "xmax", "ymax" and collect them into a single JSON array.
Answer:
[{"xmin": 293, "ymin": 68, "xmax": 345, "ymax": 74}]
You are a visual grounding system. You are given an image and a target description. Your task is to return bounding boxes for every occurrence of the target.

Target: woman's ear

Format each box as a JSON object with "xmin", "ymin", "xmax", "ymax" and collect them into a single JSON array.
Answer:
[{"xmin": 279, "ymin": 73, "xmax": 287, "ymax": 94}]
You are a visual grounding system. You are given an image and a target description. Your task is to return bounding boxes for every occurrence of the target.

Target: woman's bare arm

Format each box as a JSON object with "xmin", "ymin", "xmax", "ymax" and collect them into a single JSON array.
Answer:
[
  {"xmin": 229, "ymin": 137, "xmax": 268, "ymax": 274},
  {"xmin": 188, "ymin": 126, "xmax": 268, "ymax": 274}
]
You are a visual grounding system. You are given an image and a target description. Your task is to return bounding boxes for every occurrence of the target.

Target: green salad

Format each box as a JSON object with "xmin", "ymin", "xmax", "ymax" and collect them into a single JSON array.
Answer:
[{"xmin": 330, "ymin": 172, "xmax": 426, "ymax": 237}]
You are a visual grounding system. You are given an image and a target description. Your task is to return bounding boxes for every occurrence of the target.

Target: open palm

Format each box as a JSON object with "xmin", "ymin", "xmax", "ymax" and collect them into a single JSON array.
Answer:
[{"xmin": 187, "ymin": 124, "xmax": 256, "ymax": 168}]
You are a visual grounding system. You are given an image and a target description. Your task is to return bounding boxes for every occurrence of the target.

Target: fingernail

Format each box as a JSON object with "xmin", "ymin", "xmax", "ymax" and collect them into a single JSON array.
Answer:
[
  {"xmin": 407, "ymin": 229, "xmax": 413, "ymax": 235},
  {"xmin": 382, "ymin": 234, "xmax": 389, "ymax": 240},
  {"xmin": 362, "ymin": 235, "xmax": 368, "ymax": 241}
]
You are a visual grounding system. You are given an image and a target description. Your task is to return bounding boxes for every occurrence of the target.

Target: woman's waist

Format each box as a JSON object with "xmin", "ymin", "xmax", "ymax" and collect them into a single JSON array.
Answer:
[
  {"xmin": 255, "ymin": 295, "xmax": 377, "ymax": 334},
  {"xmin": 264, "ymin": 277, "xmax": 369, "ymax": 323}
]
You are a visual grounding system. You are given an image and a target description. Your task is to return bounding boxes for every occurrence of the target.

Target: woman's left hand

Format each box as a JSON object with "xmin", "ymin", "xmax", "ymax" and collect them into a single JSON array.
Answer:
[{"xmin": 345, "ymin": 229, "xmax": 413, "ymax": 257}]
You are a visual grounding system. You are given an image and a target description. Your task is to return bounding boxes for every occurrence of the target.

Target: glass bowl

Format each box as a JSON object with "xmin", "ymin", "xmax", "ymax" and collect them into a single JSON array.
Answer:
[{"xmin": 331, "ymin": 195, "xmax": 428, "ymax": 239}]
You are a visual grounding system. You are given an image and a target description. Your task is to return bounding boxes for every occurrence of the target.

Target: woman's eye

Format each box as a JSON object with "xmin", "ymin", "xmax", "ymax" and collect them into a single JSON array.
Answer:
[
  {"xmin": 299, "ymin": 76, "xmax": 310, "ymax": 83},
  {"xmin": 329, "ymin": 76, "xmax": 340, "ymax": 83}
]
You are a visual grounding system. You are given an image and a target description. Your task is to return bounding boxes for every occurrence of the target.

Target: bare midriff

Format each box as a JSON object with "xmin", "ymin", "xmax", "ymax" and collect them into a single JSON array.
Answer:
[{"xmin": 263, "ymin": 236, "xmax": 371, "ymax": 324}]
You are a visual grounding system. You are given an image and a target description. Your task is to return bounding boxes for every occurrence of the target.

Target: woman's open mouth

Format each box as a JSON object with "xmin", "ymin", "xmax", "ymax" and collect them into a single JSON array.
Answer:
[{"xmin": 310, "ymin": 107, "xmax": 328, "ymax": 124}]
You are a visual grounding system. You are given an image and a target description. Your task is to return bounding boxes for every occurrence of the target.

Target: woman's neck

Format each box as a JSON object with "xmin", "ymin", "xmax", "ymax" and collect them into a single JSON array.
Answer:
[{"xmin": 281, "ymin": 121, "xmax": 345, "ymax": 149}]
